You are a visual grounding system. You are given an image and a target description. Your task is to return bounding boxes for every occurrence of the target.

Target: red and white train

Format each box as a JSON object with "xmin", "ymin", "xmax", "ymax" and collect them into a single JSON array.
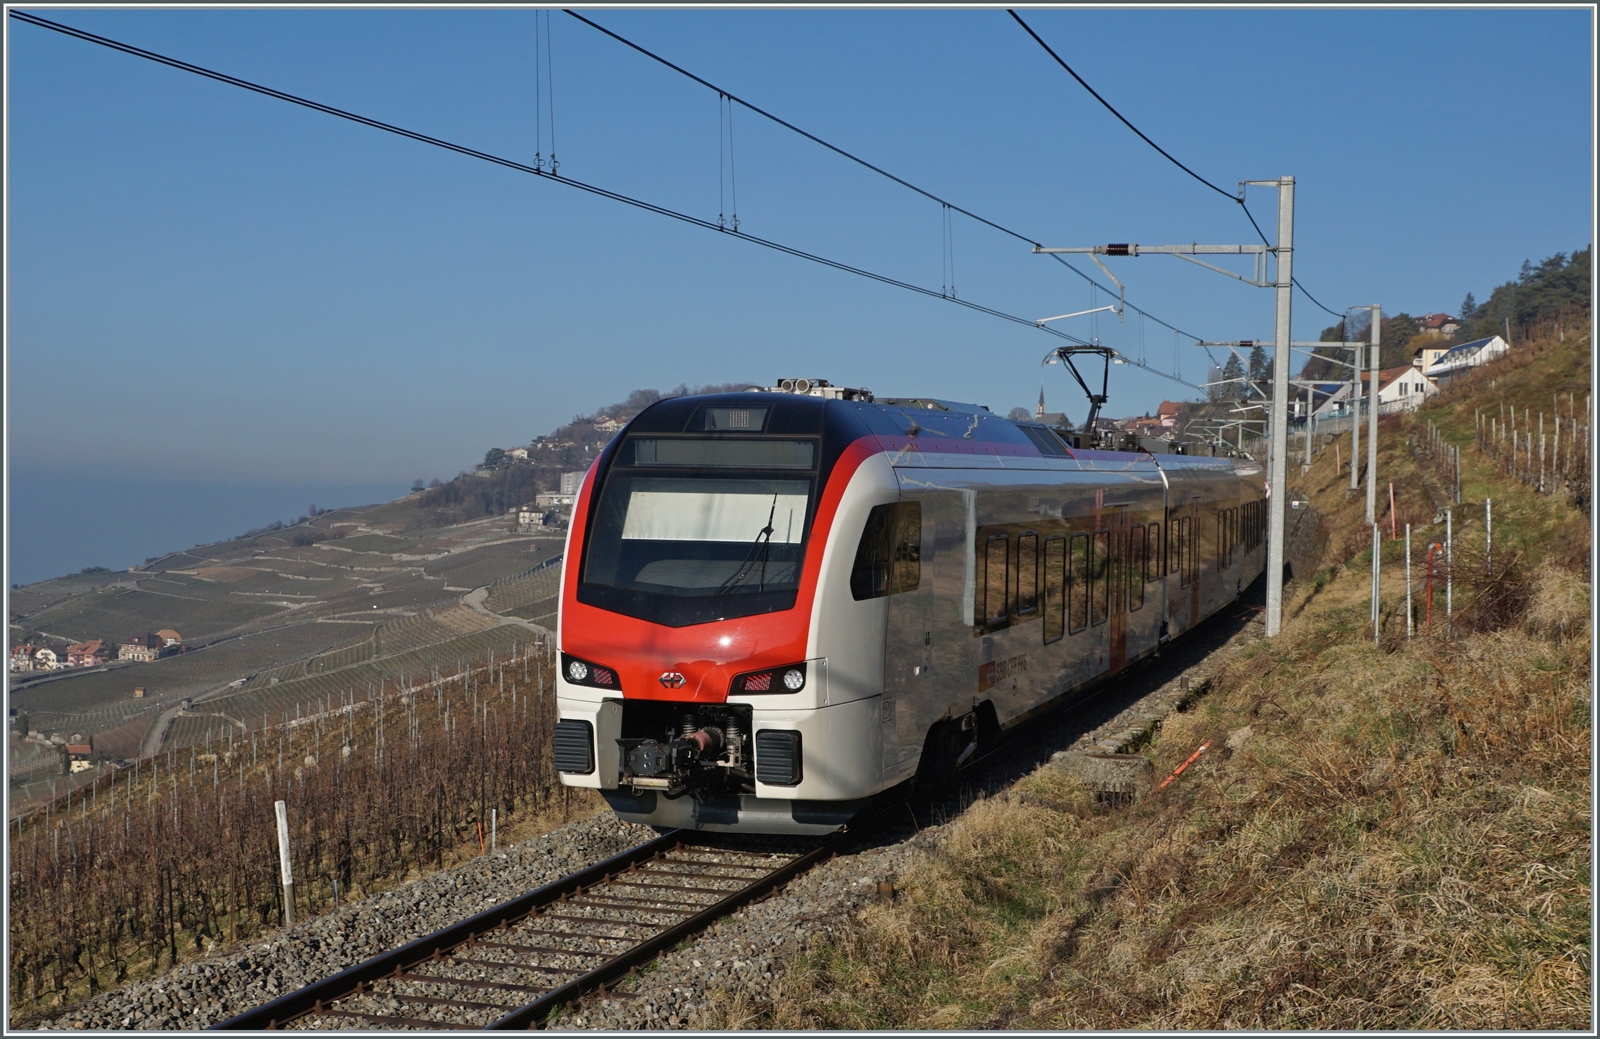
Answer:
[{"xmin": 553, "ymin": 382, "xmax": 1266, "ymax": 833}]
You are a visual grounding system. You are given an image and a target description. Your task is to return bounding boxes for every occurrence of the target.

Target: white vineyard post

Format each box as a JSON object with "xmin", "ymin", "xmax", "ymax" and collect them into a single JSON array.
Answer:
[
  {"xmin": 1405, "ymin": 524, "xmax": 1413, "ymax": 640},
  {"xmin": 1445, "ymin": 509, "xmax": 1453, "ymax": 630},
  {"xmin": 276, "ymin": 799, "xmax": 295, "ymax": 928},
  {"xmin": 1371, "ymin": 523, "xmax": 1380, "ymax": 644},
  {"xmin": 491, "ymin": 808, "xmax": 498, "ymax": 853}
]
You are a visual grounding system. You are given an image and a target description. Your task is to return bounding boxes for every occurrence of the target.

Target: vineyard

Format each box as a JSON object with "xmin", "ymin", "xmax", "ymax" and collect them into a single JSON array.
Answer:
[{"xmin": 8, "ymin": 640, "xmax": 566, "ymax": 1023}]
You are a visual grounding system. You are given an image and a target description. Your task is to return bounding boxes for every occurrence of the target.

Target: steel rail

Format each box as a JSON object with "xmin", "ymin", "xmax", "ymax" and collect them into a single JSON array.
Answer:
[
  {"xmin": 207, "ymin": 831, "xmax": 683, "ymax": 1030},
  {"xmin": 209, "ymin": 830, "xmax": 837, "ymax": 1031}
]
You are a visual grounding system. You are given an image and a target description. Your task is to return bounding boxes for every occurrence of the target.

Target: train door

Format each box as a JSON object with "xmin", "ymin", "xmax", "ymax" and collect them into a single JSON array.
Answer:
[
  {"xmin": 1108, "ymin": 504, "xmax": 1129, "ymax": 671},
  {"xmin": 881, "ymin": 495, "xmax": 931, "ymax": 778}
]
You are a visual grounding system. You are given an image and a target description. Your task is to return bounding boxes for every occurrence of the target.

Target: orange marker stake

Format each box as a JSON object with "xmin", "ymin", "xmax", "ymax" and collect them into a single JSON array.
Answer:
[{"xmin": 1156, "ymin": 741, "xmax": 1210, "ymax": 792}]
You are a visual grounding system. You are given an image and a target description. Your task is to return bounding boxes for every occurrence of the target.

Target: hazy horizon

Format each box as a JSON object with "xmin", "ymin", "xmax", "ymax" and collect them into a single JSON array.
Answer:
[{"xmin": 6, "ymin": 476, "xmax": 411, "ymax": 587}]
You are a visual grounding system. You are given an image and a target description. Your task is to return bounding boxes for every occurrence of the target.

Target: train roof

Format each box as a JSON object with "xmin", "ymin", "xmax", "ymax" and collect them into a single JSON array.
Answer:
[{"xmin": 627, "ymin": 390, "xmax": 1253, "ymax": 473}]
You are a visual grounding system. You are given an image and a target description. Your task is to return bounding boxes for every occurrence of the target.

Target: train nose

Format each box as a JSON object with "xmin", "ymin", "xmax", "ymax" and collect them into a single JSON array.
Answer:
[{"xmin": 658, "ymin": 672, "xmax": 686, "ymax": 689}]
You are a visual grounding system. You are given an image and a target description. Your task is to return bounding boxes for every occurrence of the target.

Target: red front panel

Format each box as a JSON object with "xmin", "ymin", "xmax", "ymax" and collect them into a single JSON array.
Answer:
[{"xmin": 561, "ymin": 437, "xmax": 881, "ymax": 703}]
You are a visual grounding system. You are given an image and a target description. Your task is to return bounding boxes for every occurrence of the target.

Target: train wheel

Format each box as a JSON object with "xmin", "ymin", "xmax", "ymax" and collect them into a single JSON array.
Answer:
[{"xmin": 915, "ymin": 718, "xmax": 967, "ymax": 794}]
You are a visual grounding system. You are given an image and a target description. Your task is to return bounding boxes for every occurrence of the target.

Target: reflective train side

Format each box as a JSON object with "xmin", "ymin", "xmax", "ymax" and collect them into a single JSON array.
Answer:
[{"xmin": 552, "ymin": 389, "xmax": 1266, "ymax": 833}]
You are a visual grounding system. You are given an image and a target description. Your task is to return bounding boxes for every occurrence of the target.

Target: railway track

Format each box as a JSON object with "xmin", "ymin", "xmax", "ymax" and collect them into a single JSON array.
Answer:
[{"xmin": 210, "ymin": 830, "xmax": 834, "ymax": 1030}]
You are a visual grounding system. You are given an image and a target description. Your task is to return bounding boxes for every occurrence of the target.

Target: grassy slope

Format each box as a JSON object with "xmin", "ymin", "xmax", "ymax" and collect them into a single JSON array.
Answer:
[{"xmin": 734, "ymin": 331, "xmax": 1591, "ymax": 1030}]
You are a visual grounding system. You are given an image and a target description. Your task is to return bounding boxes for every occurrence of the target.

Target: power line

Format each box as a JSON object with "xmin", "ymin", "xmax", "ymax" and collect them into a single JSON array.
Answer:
[
  {"xmin": 1009, "ymin": 9, "xmax": 1348, "ymax": 321},
  {"xmin": 7, "ymin": 9, "xmax": 1104, "ymax": 352},
  {"xmin": 563, "ymin": 9, "xmax": 1211, "ymax": 344}
]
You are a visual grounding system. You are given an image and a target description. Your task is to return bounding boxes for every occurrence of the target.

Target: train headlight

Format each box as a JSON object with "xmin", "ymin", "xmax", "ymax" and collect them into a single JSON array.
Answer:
[
  {"xmin": 561, "ymin": 653, "xmax": 620, "ymax": 689},
  {"xmin": 731, "ymin": 662, "xmax": 807, "ymax": 695}
]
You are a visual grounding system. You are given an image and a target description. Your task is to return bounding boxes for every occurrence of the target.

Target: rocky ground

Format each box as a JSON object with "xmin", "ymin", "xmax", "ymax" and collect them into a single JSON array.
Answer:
[{"xmin": 34, "ymin": 594, "xmax": 1262, "ymax": 1032}]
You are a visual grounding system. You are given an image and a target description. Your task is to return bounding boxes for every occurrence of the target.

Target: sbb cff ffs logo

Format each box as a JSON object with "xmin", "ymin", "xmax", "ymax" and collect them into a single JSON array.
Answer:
[{"xmin": 659, "ymin": 672, "xmax": 686, "ymax": 689}]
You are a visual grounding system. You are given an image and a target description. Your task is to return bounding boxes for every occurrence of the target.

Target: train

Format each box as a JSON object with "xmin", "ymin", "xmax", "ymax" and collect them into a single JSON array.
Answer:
[{"xmin": 551, "ymin": 380, "xmax": 1267, "ymax": 834}]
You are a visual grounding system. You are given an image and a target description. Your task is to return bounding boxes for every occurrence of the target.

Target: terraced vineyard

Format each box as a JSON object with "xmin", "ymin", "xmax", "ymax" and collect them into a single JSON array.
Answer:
[{"xmin": 10, "ymin": 500, "xmax": 567, "ymax": 796}]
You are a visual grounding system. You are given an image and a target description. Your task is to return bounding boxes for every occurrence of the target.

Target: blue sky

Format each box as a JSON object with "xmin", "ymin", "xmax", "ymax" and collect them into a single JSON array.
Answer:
[{"xmin": 7, "ymin": 5, "xmax": 1593, "ymax": 488}]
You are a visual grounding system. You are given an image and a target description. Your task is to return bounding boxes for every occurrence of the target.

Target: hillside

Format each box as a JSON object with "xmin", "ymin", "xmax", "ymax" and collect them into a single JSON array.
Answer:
[{"xmin": 730, "ymin": 328, "xmax": 1591, "ymax": 1029}]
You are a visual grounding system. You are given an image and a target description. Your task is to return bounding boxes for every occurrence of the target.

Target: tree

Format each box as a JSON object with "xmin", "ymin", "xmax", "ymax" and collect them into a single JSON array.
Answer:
[
  {"xmin": 1006, "ymin": 406, "xmax": 1032, "ymax": 422},
  {"xmin": 483, "ymin": 448, "xmax": 506, "ymax": 469},
  {"xmin": 1221, "ymin": 354, "xmax": 1245, "ymax": 399},
  {"xmin": 1459, "ymin": 292, "xmax": 1478, "ymax": 324},
  {"xmin": 411, "ymin": 479, "xmax": 425, "ymax": 493},
  {"xmin": 1248, "ymin": 343, "xmax": 1268, "ymax": 395}
]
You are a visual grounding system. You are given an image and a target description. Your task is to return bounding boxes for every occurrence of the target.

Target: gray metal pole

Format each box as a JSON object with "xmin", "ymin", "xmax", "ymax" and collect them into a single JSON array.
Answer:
[
  {"xmin": 1350, "ymin": 342, "xmax": 1361, "ymax": 490},
  {"xmin": 1265, "ymin": 176, "xmax": 1294, "ymax": 638},
  {"xmin": 1366, "ymin": 306, "xmax": 1381, "ymax": 522},
  {"xmin": 1303, "ymin": 385, "xmax": 1313, "ymax": 465}
]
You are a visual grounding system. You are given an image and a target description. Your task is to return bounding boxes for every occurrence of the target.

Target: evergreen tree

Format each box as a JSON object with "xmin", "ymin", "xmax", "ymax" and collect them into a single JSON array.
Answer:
[
  {"xmin": 1241, "ymin": 344, "xmax": 1267, "ymax": 401},
  {"xmin": 1221, "ymin": 354, "xmax": 1245, "ymax": 399}
]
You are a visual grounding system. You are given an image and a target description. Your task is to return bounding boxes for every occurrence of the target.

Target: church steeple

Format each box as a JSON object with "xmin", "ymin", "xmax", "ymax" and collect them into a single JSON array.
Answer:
[{"xmin": 1036, "ymin": 385, "xmax": 1046, "ymax": 420}]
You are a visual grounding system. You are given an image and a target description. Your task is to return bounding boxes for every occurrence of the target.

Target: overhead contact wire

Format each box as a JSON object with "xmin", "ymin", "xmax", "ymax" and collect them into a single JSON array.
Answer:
[
  {"xmin": 563, "ymin": 8, "xmax": 1207, "ymax": 343},
  {"xmin": 7, "ymin": 9, "xmax": 1095, "ymax": 350},
  {"xmin": 1008, "ymin": 8, "xmax": 1347, "ymax": 320}
]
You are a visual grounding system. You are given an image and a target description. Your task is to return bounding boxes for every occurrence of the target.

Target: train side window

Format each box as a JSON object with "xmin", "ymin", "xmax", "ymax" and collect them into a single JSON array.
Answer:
[
  {"xmin": 850, "ymin": 504, "xmax": 897, "ymax": 600},
  {"xmin": 1216, "ymin": 513, "xmax": 1225, "ymax": 572},
  {"xmin": 1016, "ymin": 532, "xmax": 1040, "ymax": 615},
  {"xmin": 891, "ymin": 502, "xmax": 921, "ymax": 594},
  {"xmin": 1147, "ymin": 522, "xmax": 1161, "ymax": 582},
  {"xmin": 1167, "ymin": 515, "xmax": 1180, "ymax": 575},
  {"xmin": 1091, "ymin": 530, "xmax": 1110, "ymax": 625},
  {"xmin": 1068, "ymin": 534, "xmax": 1089, "ymax": 633},
  {"xmin": 983, "ymin": 535, "xmax": 1009, "ymax": 626},
  {"xmin": 1129, "ymin": 524, "xmax": 1145, "ymax": 611},
  {"xmin": 1043, "ymin": 536, "xmax": 1066, "ymax": 643}
]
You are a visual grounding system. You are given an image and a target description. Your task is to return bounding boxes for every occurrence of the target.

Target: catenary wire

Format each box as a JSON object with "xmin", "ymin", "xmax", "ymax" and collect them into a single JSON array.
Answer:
[
  {"xmin": 8, "ymin": 10, "xmax": 1128, "ymax": 356},
  {"xmin": 563, "ymin": 8, "xmax": 1209, "ymax": 344},
  {"xmin": 1009, "ymin": 9, "xmax": 1347, "ymax": 320}
]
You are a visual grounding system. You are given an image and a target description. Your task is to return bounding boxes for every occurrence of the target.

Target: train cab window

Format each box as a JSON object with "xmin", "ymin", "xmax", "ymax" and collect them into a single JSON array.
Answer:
[
  {"xmin": 983, "ymin": 535, "xmax": 1010, "ymax": 626},
  {"xmin": 1068, "ymin": 534, "xmax": 1089, "ymax": 633},
  {"xmin": 1016, "ymin": 533, "xmax": 1040, "ymax": 615},
  {"xmin": 1043, "ymin": 536, "xmax": 1066, "ymax": 643},
  {"xmin": 851, "ymin": 502, "xmax": 921, "ymax": 600},
  {"xmin": 1147, "ymin": 522, "xmax": 1161, "ymax": 582},
  {"xmin": 1129, "ymin": 524, "xmax": 1145, "ymax": 611},
  {"xmin": 1091, "ymin": 530, "xmax": 1110, "ymax": 626}
]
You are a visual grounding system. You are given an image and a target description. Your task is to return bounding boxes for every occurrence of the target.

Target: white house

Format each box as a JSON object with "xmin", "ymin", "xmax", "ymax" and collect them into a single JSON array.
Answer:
[
  {"xmin": 1368, "ymin": 366, "xmax": 1439, "ymax": 413},
  {"xmin": 1423, "ymin": 335, "xmax": 1510, "ymax": 384},
  {"xmin": 33, "ymin": 648, "xmax": 60, "ymax": 670}
]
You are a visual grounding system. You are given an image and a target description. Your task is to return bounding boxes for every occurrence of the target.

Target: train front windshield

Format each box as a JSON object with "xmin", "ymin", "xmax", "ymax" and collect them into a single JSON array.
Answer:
[{"xmin": 578, "ymin": 435, "xmax": 818, "ymax": 626}]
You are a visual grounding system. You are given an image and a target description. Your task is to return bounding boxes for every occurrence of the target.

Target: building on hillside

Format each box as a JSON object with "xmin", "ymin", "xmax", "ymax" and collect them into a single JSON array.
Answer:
[
  {"xmin": 155, "ymin": 629, "xmax": 183, "ymax": 650},
  {"xmin": 1422, "ymin": 335, "xmax": 1510, "ymax": 384},
  {"xmin": 1366, "ymin": 366, "xmax": 1438, "ymax": 413},
  {"xmin": 508, "ymin": 447, "xmax": 529, "ymax": 461},
  {"xmin": 65, "ymin": 640, "xmax": 111, "ymax": 667},
  {"xmin": 10, "ymin": 644, "xmax": 37, "ymax": 672},
  {"xmin": 118, "ymin": 632, "xmax": 165, "ymax": 662},
  {"xmin": 516, "ymin": 503, "xmax": 559, "ymax": 532},
  {"xmin": 66, "ymin": 743, "xmax": 95, "ymax": 773},
  {"xmin": 593, "ymin": 417, "xmax": 624, "ymax": 433},
  {"xmin": 535, "ymin": 491, "xmax": 576, "ymax": 510},
  {"xmin": 559, "ymin": 471, "xmax": 586, "ymax": 496},
  {"xmin": 1156, "ymin": 401, "xmax": 1183, "ymax": 429},
  {"xmin": 1412, "ymin": 342, "xmax": 1453, "ymax": 373},
  {"xmin": 33, "ymin": 648, "xmax": 59, "ymax": 670},
  {"xmin": 1417, "ymin": 313, "xmax": 1462, "ymax": 337},
  {"xmin": 133, "ymin": 686, "xmax": 147, "ymax": 698},
  {"xmin": 1032, "ymin": 388, "xmax": 1071, "ymax": 428}
]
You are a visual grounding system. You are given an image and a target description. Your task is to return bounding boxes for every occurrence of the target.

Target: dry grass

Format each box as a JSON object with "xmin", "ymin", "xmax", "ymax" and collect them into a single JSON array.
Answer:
[{"xmin": 751, "ymin": 358, "xmax": 1592, "ymax": 1030}]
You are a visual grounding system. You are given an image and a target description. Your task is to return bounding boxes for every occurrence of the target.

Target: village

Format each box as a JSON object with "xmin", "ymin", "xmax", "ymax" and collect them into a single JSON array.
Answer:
[{"xmin": 10, "ymin": 628, "xmax": 183, "ymax": 674}]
